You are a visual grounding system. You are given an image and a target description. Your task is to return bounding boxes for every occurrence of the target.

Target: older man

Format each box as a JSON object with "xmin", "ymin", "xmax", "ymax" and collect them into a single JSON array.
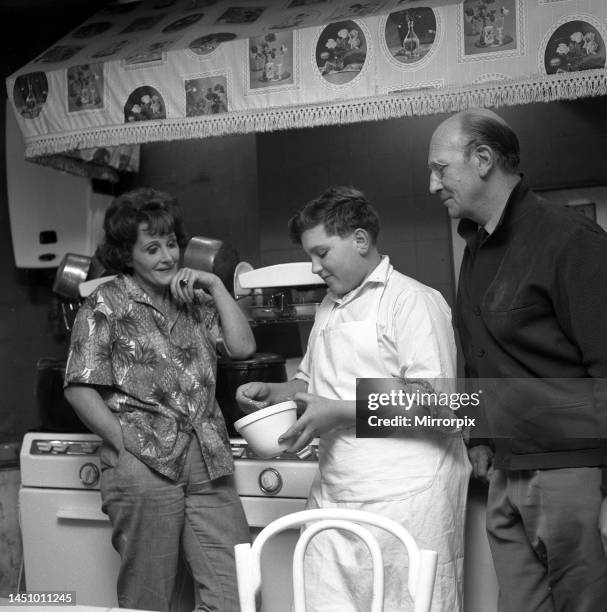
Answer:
[{"xmin": 428, "ymin": 107, "xmax": 607, "ymax": 611}]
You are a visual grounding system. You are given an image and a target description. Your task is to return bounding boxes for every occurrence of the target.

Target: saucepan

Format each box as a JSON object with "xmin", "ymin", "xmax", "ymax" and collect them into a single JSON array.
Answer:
[
  {"xmin": 183, "ymin": 236, "xmax": 239, "ymax": 294},
  {"xmin": 52, "ymin": 253, "xmax": 92, "ymax": 299}
]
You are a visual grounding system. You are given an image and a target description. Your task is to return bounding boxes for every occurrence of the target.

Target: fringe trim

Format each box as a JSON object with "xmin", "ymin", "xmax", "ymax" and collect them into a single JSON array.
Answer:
[
  {"xmin": 32, "ymin": 154, "xmax": 121, "ymax": 182},
  {"xmin": 24, "ymin": 71, "xmax": 607, "ymax": 158}
]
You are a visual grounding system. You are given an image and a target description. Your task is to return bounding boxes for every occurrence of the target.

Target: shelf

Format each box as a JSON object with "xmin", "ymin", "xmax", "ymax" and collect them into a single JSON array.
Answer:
[
  {"xmin": 238, "ymin": 263, "xmax": 324, "ymax": 288},
  {"xmin": 250, "ymin": 316, "xmax": 315, "ymax": 325}
]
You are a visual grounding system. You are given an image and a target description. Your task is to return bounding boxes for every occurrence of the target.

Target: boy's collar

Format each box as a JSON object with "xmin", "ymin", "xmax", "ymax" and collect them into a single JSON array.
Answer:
[{"xmin": 329, "ymin": 255, "xmax": 391, "ymax": 304}]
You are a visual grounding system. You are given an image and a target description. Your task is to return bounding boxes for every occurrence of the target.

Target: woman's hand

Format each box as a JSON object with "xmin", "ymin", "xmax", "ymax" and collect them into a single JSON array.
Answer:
[
  {"xmin": 278, "ymin": 392, "xmax": 354, "ymax": 453},
  {"xmin": 64, "ymin": 385, "xmax": 123, "ymax": 453},
  {"xmin": 171, "ymin": 267, "xmax": 220, "ymax": 303},
  {"xmin": 172, "ymin": 266, "xmax": 255, "ymax": 359}
]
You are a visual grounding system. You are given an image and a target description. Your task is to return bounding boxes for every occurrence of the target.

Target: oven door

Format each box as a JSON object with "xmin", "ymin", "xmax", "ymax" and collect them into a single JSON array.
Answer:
[
  {"xmin": 19, "ymin": 487, "xmax": 118, "ymax": 607},
  {"xmin": 241, "ymin": 496, "xmax": 308, "ymax": 612},
  {"xmin": 19, "ymin": 487, "xmax": 307, "ymax": 612}
]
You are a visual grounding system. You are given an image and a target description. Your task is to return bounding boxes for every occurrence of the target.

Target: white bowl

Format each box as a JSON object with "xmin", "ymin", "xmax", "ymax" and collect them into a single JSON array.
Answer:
[{"xmin": 234, "ymin": 401, "xmax": 297, "ymax": 458}]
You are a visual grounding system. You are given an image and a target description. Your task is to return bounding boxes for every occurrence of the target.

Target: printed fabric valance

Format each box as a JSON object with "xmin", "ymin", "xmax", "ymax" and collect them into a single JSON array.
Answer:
[{"xmin": 6, "ymin": 0, "xmax": 607, "ymax": 164}]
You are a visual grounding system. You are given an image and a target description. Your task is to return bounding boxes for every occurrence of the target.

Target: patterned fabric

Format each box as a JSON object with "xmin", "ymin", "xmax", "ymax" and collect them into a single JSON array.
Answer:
[
  {"xmin": 7, "ymin": 2, "xmax": 607, "ymax": 159},
  {"xmin": 65, "ymin": 274, "xmax": 234, "ymax": 481}
]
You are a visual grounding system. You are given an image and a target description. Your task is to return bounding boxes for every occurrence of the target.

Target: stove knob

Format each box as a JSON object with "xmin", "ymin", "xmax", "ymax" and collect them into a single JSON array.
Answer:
[
  {"xmin": 295, "ymin": 445, "xmax": 315, "ymax": 461},
  {"xmin": 258, "ymin": 468, "xmax": 282, "ymax": 495},
  {"xmin": 79, "ymin": 462, "xmax": 100, "ymax": 487}
]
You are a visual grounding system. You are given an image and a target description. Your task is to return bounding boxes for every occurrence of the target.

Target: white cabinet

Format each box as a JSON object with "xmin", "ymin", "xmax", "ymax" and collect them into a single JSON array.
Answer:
[{"xmin": 5, "ymin": 104, "xmax": 111, "ymax": 268}]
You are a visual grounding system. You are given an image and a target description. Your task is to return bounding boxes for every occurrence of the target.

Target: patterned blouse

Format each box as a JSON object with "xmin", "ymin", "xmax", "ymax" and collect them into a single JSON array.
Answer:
[{"xmin": 65, "ymin": 274, "xmax": 234, "ymax": 481}]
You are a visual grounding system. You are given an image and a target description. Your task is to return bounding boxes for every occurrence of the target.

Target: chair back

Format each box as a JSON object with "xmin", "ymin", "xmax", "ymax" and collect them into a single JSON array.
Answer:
[{"xmin": 234, "ymin": 508, "xmax": 438, "ymax": 612}]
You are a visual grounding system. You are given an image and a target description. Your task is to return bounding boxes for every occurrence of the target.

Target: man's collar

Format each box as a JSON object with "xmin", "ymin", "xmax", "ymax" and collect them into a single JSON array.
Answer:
[
  {"xmin": 458, "ymin": 174, "xmax": 527, "ymax": 242},
  {"xmin": 483, "ymin": 198, "xmax": 508, "ymax": 236},
  {"xmin": 485, "ymin": 174, "xmax": 527, "ymax": 235}
]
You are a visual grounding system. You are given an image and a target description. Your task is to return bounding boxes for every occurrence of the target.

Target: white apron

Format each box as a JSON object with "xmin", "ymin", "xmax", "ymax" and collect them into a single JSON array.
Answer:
[{"xmin": 303, "ymin": 272, "xmax": 471, "ymax": 612}]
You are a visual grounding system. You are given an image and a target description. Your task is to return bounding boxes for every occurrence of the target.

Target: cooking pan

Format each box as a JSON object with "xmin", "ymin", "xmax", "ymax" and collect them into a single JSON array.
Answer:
[
  {"xmin": 52, "ymin": 253, "xmax": 92, "ymax": 299},
  {"xmin": 183, "ymin": 236, "xmax": 239, "ymax": 294}
]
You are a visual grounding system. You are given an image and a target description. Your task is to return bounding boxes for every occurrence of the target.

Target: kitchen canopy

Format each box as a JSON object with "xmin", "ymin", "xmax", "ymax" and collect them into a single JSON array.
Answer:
[{"xmin": 6, "ymin": 0, "xmax": 607, "ymax": 170}]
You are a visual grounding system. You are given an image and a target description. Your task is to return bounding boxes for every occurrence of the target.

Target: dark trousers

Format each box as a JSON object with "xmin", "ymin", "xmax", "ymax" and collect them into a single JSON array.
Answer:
[
  {"xmin": 100, "ymin": 438, "xmax": 250, "ymax": 612},
  {"xmin": 486, "ymin": 467, "xmax": 607, "ymax": 612}
]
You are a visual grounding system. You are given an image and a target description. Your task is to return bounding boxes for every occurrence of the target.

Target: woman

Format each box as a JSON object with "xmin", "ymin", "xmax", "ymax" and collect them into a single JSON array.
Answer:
[{"xmin": 64, "ymin": 187, "xmax": 255, "ymax": 611}]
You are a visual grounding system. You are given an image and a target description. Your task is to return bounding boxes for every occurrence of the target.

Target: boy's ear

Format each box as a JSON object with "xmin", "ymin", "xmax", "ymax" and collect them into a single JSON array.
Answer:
[{"xmin": 353, "ymin": 228, "xmax": 371, "ymax": 254}]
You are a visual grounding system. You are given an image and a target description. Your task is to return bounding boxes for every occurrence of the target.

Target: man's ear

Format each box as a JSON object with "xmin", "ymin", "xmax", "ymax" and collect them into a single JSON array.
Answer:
[
  {"xmin": 473, "ymin": 144, "xmax": 494, "ymax": 178},
  {"xmin": 353, "ymin": 228, "xmax": 371, "ymax": 254}
]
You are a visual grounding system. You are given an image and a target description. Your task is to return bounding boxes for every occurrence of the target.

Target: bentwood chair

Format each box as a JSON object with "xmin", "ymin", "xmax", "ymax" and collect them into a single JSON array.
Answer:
[{"xmin": 234, "ymin": 508, "xmax": 438, "ymax": 612}]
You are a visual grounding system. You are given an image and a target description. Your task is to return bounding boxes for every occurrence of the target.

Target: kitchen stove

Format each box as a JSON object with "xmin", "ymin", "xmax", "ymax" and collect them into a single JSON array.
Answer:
[{"xmin": 19, "ymin": 432, "xmax": 319, "ymax": 611}]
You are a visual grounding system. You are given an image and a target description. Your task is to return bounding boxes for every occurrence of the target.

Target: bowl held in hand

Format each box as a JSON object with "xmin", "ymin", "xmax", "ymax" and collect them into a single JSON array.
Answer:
[{"xmin": 234, "ymin": 400, "xmax": 297, "ymax": 458}]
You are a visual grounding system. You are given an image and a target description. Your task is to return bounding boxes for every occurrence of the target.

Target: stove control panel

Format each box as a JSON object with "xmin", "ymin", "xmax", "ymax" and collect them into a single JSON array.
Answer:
[
  {"xmin": 20, "ymin": 433, "xmax": 104, "ymax": 490},
  {"xmin": 30, "ymin": 439, "xmax": 101, "ymax": 456}
]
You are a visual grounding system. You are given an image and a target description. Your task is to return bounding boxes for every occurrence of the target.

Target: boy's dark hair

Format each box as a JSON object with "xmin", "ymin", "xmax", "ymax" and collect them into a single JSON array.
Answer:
[
  {"xmin": 288, "ymin": 186, "xmax": 380, "ymax": 245},
  {"xmin": 96, "ymin": 187, "xmax": 188, "ymax": 274}
]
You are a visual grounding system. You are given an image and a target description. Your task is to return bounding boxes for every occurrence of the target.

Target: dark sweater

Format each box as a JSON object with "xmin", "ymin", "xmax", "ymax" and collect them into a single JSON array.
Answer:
[{"xmin": 456, "ymin": 178, "xmax": 607, "ymax": 489}]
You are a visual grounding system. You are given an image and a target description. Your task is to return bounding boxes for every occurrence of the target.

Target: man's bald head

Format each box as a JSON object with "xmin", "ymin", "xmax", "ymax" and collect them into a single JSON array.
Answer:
[{"xmin": 436, "ymin": 108, "xmax": 520, "ymax": 173}]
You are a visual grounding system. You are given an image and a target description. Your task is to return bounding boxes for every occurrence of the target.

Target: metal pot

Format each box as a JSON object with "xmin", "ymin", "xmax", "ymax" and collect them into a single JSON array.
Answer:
[
  {"xmin": 52, "ymin": 253, "xmax": 92, "ymax": 299},
  {"xmin": 183, "ymin": 236, "xmax": 239, "ymax": 295}
]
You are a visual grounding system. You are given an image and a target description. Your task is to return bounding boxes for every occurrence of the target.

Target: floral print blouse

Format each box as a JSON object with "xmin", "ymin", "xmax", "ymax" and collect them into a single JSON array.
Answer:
[{"xmin": 65, "ymin": 274, "xmax": 234, "ymax": 481}]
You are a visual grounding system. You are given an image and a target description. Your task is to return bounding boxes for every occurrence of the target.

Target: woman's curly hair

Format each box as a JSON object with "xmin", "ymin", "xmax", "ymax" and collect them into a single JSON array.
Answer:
[{"xmin": 96, "ymin": 187, "xmax": 188, "ymax": 274}]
